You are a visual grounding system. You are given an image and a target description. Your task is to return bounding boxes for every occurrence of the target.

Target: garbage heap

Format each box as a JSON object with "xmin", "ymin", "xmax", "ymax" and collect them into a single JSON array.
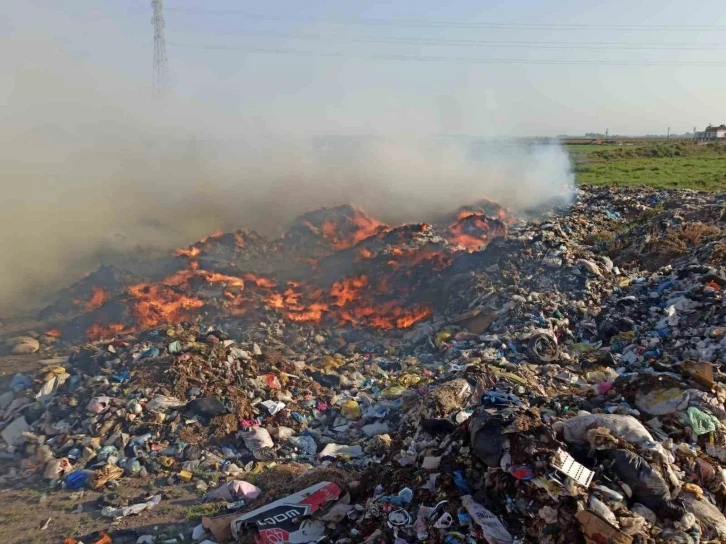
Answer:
[{"xmin": 2, "ymin": 185, "xmax": 726, "ymax": 544}]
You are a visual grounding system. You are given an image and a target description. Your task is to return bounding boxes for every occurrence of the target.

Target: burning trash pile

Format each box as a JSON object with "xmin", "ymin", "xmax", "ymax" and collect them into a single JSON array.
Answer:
[
  {"xmin": 39, "ymin": 201, "xmax": 512, "ymax": 343},
  {"xmin": 3, "ymin": 185, "xmax": 726, "ymax": 543}
]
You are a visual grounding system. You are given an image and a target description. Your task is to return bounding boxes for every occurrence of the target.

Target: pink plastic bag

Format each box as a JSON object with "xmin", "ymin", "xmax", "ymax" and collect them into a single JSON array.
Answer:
[
  {"xmin": 207, "ymin": 480, "xmax": 261, "ymax": 502},
  {"xmin": 87, "ymin": 396, "xmax": 111, "ymax": 414}
]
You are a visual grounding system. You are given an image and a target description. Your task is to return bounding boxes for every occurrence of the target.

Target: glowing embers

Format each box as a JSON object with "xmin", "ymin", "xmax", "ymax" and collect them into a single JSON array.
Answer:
[
  {"xmin": 445, "ymin": 211, "xmax": 508, "ymax": 252},
  {"xmin": 73, "ymin": 287, "xmax": 110, "ymax": 311},
  {"xmin": 71, "ymin": 200, "xmax": 515, "ymax": 340}
]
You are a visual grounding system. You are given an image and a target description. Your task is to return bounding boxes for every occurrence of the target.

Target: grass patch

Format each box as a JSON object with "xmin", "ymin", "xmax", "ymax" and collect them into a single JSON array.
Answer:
[
  {"xmin": 635, "ymin": 203, "xmax": 664, "ymax": 222},
  {"xmin": 710, "ymin": 242, "xmax": 726, "ymax": 265},
  {"xmin": 66, "ymin": 515, "xmax": 91, "ymax": 539},
  {"xmin": 643, "ymin": 222, "xmax": 721, "ymax": 266},
  {"xmin": 56, "ymin": 498, "xmax": 78, "ymax": 512},
  {"xmin": 186, "ymin": 501, "xmax": 225, "ymax": 520},
  {"xmin": 164, "ymin": 484, "xmax": 186, "ymax": 499},
  {"xmin": 583, "ymin": 230, "xmax": 616, "ymax": 245},
  {"xmin": 571, "ymin": 143, "xmax": 726, "ymax": 190},
  {"xmin": 192, "ymin": 469, "xmax": 219, "ymax": 484}
]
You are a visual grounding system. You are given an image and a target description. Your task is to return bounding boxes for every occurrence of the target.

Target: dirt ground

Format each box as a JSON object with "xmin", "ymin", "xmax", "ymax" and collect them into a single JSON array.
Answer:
[
  {"xmin": 0, "ymin": 344, "xmax": 206, "ymax": 544},
  {"xmin": 0, "ymin": 474, "xmax": 203, "ymax": 544}
]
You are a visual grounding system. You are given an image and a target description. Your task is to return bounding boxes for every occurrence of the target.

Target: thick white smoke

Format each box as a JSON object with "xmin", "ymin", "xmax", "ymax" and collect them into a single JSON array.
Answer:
[{"xmin": 0, "ymin": 9, "xmax": 574, "ymax": 314}]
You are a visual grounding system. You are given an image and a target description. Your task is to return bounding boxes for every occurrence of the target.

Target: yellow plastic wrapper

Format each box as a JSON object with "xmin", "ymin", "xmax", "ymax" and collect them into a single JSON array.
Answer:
[
  {"xmin": 340, "ymin": 400, "xmax": 361, "ymax": 420},
  {"xmin": 435, "ymin": 331, "xmax": 452, "ymax": 347},
  {"xmin": 398, "ymin": 374, "xmax": 422, "ymax": 387},
  {"xmin": 158, "ymin": 456, "xmax": 175, "ymax": 468},
  {"xmin": 380, "ymin": 385, "xmax": 406, "ymax": 399},
  {"xmin": 320, "ymin": 355, "xmax": 343, "ymax": 372},
  {"xmin": 613, "ymin": 331, "xmax": 636, "ymax": 343},
  {"xmin": 42, "ymin": 367, "xmax": 66, "ymax": 379}
]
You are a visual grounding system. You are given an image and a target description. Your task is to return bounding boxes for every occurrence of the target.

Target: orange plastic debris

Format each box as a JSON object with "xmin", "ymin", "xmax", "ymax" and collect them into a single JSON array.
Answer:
[
  {"xmin": 65, "ymin": 532, "xmax": 112, "ymax": 544},
  {"xmin": 94, "ymin": 532, "xmax": 112, "ymax": 544}
]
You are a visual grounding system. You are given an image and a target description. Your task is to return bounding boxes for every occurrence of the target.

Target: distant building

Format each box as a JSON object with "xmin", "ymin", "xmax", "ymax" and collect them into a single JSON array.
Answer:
[{"xmin": 695, "ymin": 124, "xmax": 726, "ymax": 141}]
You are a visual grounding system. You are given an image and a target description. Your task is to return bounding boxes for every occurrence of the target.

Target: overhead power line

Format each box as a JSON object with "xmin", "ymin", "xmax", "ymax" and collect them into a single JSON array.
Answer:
[
  {"xmin": 174, "ymin": 28, "xmax": 726, "ymax": 51},
  {"xmin": 167, "ymin": 43, "xmax": 726, "ymax": 67},
  {"xmin": 165, "ymin": 8, "xmax": 726, "ymax": 32}
]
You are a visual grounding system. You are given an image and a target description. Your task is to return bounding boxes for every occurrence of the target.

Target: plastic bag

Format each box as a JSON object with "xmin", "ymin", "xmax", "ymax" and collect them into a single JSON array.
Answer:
[
  {"xmin": 340, "ymin": 400, "xmax": 361, "ymax": 420},
  {"xmin": 318, "ymin": 443, "xmax": 363, "ymax": 458},
  {"xmin": 207, "ymin": 480, "xmax": 261, "ymax": 502},
  {"xmin": 681, "ymin": 490, "xmax": 726, "ymax": 540},
  {"xmin": 102, "ymin": 495, "xmax": 161, "ymax": 519},
  {"xmin": 607, "ymin": 449, "xmax": 683, "ymax": 519},
  {"xmin": 146, "ymin": 395, "xmax": 185, "ymax": 413},
  {"xmin": 186, "ymin": 397, "xmax": 228, "ymax": 418},
  {"xmin": 461, "ymin": 495, "xmax": 513, "ymax": 544},
  {"xmin": 635, "ymin": 388, "xmax": 689, "ymax": 416},
  {"xmin": 10, "ymin": 373, "xmax": 32, "ymax": 392},
  {"xmin": 556, "ymin": 414, "xmax": 655, "ymax": 448},
  {"xmin": 289, "ymin": 435, "xmax": 317, "ymax": 455},
  {"xmin": 87, "ymin": 396, "xmax": 112, "ymax": 414},
  {"xmin": 589, "ymin": 496, "xmax": 617, "ymax": 526},
  {"xmin": 470, "ymin": 409, "xmax": 516, "ymax": 467},
  {"xmin": 44, "ymin": 457, "xmax": 71, "ymax": 480},
  {"xmin": 242, "ymin": 427, "xmax": 274, "ymax": 453},
  {"xmin": 685, "ymin": 406, "xmax": 719, "ymax": 436}
]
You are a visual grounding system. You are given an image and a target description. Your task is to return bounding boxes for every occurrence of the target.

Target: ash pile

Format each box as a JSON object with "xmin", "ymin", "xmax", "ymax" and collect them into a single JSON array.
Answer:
[{"xmin": 2, "ymin": 186, "xmax": 726, "ymax": 544}]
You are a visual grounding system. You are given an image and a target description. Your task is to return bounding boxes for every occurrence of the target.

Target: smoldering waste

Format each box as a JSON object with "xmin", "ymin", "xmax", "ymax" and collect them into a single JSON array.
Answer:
[{"xmin": 3, "ymin": 185, "xmax": 726, "ymax": 544}]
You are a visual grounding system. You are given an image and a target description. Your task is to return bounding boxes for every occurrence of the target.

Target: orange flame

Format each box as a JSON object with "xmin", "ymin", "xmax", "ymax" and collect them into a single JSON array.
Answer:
[
  {"xmin": 161, "ymin": 269, "xmax": 197, "ymax": 288},
  {"xmin": 446, "ymin": 212, "xmax": 507, "ymax": 252},
  {"xmin": 286, "ymin": 302, "xmax": 329, "ymax": 323},
  {"xmin": 321, "ymin": 208, "xmax": 388, "ymax": 250},
  {"xmin": 357, "ymin": 248, "xmax": 375, "ymax": 260},
  {"xmin": 301, "ymin": 220, "xmax": 319, "ymax": 234},
  {"xmin": 85, "ymin": 287, "xmax": 110, "ymax": 311},
  {"xmin": 74, "ymin": 287, "xmax": 110, "ymax": 311},
  {"xmin": 200, "ymin": 271, "xmax": 244, "ymax": 288},
  {"xmin": 87, "ymin": 323, "xmax": 130, "ymax": 341},
  {"xmin": 330, "ymin": 275, "xmax": 368, "ymax": 307},
  {"xmin": 265, "ymin": 293, "xmax": 284, "ymax": 309},
  {"xmin": 176, "ymin": 246, "xmax": 202, "ymax": 258},
  {"xmin": 79, "ymin": 204, "xmax": 489, "ymax": 335},
  {"xmin": 234, "ymin": 232, "xmax": 246, "ymax": 248},
  {"xmin": 127, "ymin": 283, "xmax": 204, "ymax": 328},
  {"xmin": 244, "ymin": 274, "xmax": 277, "ymax": 289},
  {"xmin": 339, "ymin": 302, "xmax": 432, "ymax": 330},
  {"xmin": 199, "ymin": 229, "xmax": 225, "ymax": 245}
]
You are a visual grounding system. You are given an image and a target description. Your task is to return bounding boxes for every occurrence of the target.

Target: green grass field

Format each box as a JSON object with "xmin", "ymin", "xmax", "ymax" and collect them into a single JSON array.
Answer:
[{"xmin": 569, "ymin": 142, "xmax": 726, "ymax": 190}]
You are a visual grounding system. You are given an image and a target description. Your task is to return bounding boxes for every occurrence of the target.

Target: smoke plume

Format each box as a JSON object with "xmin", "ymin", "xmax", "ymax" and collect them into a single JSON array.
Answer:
[{"xmin": 0, "ymin": 13, "xmax": 574, "ymax": 314}]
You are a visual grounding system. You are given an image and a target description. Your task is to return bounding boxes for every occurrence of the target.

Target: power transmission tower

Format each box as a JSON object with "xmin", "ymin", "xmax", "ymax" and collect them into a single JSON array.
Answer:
[{"xmin": 151, "ymin": 0, "xmax": 169, "ymax": 97}]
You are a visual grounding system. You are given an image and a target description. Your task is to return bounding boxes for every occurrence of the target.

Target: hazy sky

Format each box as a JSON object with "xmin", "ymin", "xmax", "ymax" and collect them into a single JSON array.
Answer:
[{"xmin": 6, "ymin": 0, "xmax": 726, "ymax": 137}]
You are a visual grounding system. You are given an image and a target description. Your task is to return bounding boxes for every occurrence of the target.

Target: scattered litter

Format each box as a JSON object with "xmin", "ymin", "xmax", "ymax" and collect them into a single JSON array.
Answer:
[{"xmin": 6, "ymin": 186, "xmax": 726, "ymax": 542}]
